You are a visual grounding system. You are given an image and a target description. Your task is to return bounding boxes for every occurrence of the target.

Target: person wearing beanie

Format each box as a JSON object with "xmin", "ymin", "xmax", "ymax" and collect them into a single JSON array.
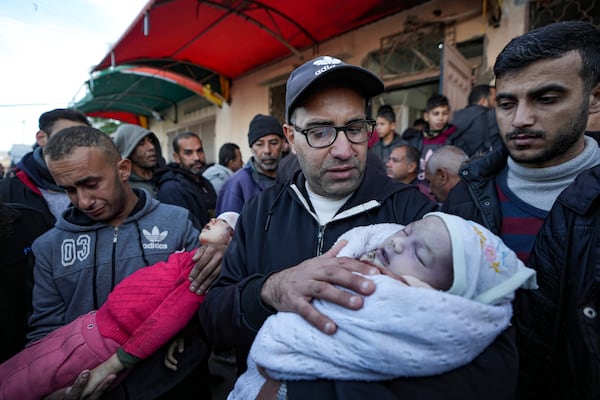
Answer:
[
  {"xmin": 229, "ymin": 212, "xmax": 537, "ymax": 399},
  {"xmin": 216, "ymin": 113, "xmax": 284, "ymax": 214},
  {"xmin": 0, "ymin": 212, "xmax": 239, "ymax": 400},
  {"xmin": 112, "ymin": 123, "xmax": 166, "ymax": 198}
]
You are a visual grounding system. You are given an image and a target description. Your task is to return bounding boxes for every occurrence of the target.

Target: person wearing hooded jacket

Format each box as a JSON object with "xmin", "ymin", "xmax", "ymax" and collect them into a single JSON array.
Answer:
[
  {"xmin": 29, "ymin": 126, "xmax": 213, "ymax": 400},
  {"xmin": 112, "ymin": 123, "xmax": 166, "ymax": 198},
  {"xmin": 0, "ymin": 108, "xmax": 90, "ymax": 227},
  {"xmin": 199, "ymin": 55, "xmax": 521, "ymax": 400}
]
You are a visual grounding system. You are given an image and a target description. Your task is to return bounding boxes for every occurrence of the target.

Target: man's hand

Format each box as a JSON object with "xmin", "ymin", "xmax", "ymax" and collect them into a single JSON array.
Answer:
[
  {"xmin": 189, "ymin": 243, "xmax": 227, "ymax": 294},
  {"xmin": 260, "ymin": 240, "xmax": 379, "ymax": 335},
  {"xmin": 43, "ymin": 370, "xmax": 114, "ymax": 400},
  {"xmin": 83, "ymin": 354, "xmax": 123, "ymax": 397}
]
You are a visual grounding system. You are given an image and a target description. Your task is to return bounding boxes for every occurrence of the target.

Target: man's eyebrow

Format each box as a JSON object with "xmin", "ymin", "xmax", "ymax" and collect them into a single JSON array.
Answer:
[
  {"xmin": 72, "ymin": 176, "xmax": 97, "ymax": 187},
  {"xmin": 497, "ymin": 83, "xmax": 568, "ymax": 100}
]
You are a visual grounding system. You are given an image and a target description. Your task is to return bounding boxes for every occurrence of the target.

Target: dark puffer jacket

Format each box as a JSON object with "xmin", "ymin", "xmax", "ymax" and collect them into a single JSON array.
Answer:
[
  {"xmin": 156, "ymin": 163, "xmax": 217, "ymax": 228},
  {"xmin": 515, "ymin": 163, "xmax": 600, "ymax": 400},
  {"xmin": 441, "ymin": 146, "xmax": 509, "ymax": 234}
]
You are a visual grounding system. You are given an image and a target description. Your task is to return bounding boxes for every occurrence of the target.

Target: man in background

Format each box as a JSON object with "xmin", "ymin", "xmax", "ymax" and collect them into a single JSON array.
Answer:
[
  {"xmin": 112, "ymin": 123, "xmax": 166, "ymax": 198},
  {"xmin": 451, "ymin": 84, "xmax": 502, "ymax": 156},
  {"xmin": 425, "ymin": 145, "xmax": 469, "ymax": 203},
  {"xmin": 203, "ymin": 142, "xmax": 243, "ymax": 194},
  {"xmin": 216, "ymin": 114, "xmax": 284, "ymax": 214},
  {"xmin": 157, "ymin": 131, "xmax": 217, "ymax": 228},
  {"xmin": 0, "ymin": 108, "xmax": 90, "ymax": 227},
  {"xmin": 385, "ymin": 144, "xmax": 420, "ymax": 185}
]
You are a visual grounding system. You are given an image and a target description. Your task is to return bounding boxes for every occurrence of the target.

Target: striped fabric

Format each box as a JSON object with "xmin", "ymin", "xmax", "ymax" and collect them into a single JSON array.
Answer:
[{"xmin": 496, "ymin": 172, "xmax": 547, "ymax": 263}]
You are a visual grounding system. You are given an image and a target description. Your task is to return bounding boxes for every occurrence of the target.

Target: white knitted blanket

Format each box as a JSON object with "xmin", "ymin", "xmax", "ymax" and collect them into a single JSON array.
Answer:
[{"xmin": 228, "ymin": 274, "xmax": 512, "ymax": 399}]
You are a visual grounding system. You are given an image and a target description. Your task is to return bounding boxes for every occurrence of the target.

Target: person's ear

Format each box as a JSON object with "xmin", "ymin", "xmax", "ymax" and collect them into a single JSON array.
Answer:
[
  {"xmin": 437, "ymin": 168, "xmax": 449, "ymax": 184},
  {"xmin": 118, "ymin": 158, "xmax": 132, "ymax": 181},
  {"xmin": 173, "ymin": 151, "xmax": 181, "ymax": 164},
  {"xmin": 283, "ymin": 124, "xmax": 297, "ymax": 154},
  {"xmin": 35, "ymin": 130, "xmax": 48, "ymax": 146},
  {"xmin": 407, "ymin": 161, "xmax": 418, "ymax": 174},
  {"xmin": 589, "ymin": 82, "xmax": 600, "ymax": 115}
]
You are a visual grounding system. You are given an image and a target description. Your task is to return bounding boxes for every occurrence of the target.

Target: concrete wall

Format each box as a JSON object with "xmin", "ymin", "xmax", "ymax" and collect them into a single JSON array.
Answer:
[{"xmin": 153, "ymin": 0, "xmax": 527, "ymax": 164}]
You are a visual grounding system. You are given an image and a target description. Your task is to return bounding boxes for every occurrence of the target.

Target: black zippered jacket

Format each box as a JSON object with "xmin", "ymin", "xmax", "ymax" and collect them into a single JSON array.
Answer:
[
  {"xmin": 199, "ymin": 166, "xmax": 519, "ymax": 399},
  {"xmin": 515, "ymin": 164, "xmax": 600, "ymax": 400}
]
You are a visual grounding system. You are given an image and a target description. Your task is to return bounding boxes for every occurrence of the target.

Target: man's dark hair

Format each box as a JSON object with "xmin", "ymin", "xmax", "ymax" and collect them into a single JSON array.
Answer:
[
  {"xmin": 44, "ymin": 125, "xmax": 119, "ymax": 162},
  {"xmin": 413, "ymin": 118, "xmax": 426, "ymax": 126},
  {"xmin": 494, "ymin": 21, "xmax": 600, "ymax": 93},
  {"xmin": 391, "ymin": 144, "xmax": 421, "ymax": 165},
  {"xmin": 398, "ymin": 144, "xmax": 421, "ymax": 165},
  {"xmin": 468, "ymin": 84, "xmax": 493, "ymax": 105},
  {"xmin": 426, "ymin": 94, "xmax": 449, "ymax": 111},
  {"xmin": 38, "ymin": 108, "xmax": 90, "ymax": 135},
  {"xmin": 376, "ymin": 105, "xmax": 396, "ymax": 123},
  {"xmin": 219, "ymin": 142, "xmax": 240, "ymax": 166},
  {"xmin": 172, "ymin": 131, "xmax": 201, "ymax": 154}
]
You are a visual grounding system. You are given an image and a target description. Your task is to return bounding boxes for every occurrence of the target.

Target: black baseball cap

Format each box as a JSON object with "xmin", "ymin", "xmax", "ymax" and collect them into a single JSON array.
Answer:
[{"xmin": 285, "ymin": 55, "xmax": 384, "ymax": 122}]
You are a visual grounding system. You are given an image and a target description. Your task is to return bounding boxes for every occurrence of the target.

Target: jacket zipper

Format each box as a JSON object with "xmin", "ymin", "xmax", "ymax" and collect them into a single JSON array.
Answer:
[
  {"xmin": 316, "ymin": 225, "xmax": 326, "ymax": 256},
  {"xmin": 111, "ymin": 227, "xmax": 118, "ymax": 290}
]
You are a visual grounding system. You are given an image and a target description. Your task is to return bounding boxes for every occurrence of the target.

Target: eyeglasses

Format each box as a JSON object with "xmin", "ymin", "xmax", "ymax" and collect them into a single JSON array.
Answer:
[{"xmin": 293, "ymin": 119, "xmax": 376, "ymax": 149}]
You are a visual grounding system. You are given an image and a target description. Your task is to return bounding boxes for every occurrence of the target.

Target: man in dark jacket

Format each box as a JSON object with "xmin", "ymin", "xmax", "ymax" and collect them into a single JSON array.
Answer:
[
  {"xmin": 515, "ymin": 163, "xmax": 600, "ymax": 400},
  {"xmin": 157, "ymin": 131, "xmax": 217, "ymax": 228},
  {"xmin": 451, "ymin": 84, "xmax": 502, "ymax": 157},
  {"xmin": 0, "ymin": 108, "xmax": 90, "ymax": 227},
  {"xmin": 442, "ymin": 21, "xmax": 600, "ymax": 264},
  {"xmin": 0, "ymin": 200, "xmax": 53, "ymax": 363},
  {"xmin": 199, "ymin": 55, "xmax": 520, "ymax": 399},
  {"xmin": 216, "ymin": 114, "xmax": 284, "ymax": 214}
]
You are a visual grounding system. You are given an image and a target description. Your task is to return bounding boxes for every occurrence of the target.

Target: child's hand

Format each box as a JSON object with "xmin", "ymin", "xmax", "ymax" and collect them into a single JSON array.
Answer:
[{"xmin": 164, "ymin": 336, "xmax": 185, "ymax": 371}]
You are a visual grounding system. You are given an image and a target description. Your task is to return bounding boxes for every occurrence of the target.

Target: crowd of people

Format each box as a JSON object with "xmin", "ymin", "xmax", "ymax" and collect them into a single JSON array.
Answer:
[{"xmin": 0, "ymin": 20, "xmax": 599, "ymax": 400}]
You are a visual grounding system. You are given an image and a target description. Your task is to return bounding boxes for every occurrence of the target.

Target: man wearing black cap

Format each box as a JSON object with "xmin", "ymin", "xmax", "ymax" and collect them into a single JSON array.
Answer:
[
  {"xmin": 200, "ymin": 56, "xmax": 517, "ymax": 399},
  {"xmin": 216, "ymin": 113, "xmax": 284, "ymax": 214}
]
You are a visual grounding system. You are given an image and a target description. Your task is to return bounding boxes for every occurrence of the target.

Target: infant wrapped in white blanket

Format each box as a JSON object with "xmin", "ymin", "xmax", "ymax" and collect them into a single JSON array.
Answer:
[{"xmin": 229, "ymin": 212, "xmax": 537, "ymax": 399}]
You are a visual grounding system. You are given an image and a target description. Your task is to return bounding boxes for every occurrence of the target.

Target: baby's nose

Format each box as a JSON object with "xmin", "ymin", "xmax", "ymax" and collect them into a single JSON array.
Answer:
[{"xmin": 391, "ymin": 237, "xmax": 405, "ymax": 253}]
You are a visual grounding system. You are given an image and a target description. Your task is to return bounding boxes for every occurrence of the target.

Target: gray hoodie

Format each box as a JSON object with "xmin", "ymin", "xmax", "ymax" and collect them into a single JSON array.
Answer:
[
  {"xmin": 27, "ymin": 189, "xmax": 199, "ymax": 343},
  {"xmin": 112, "ymin": 124, "xmax": 166, "ymax": 197},
  {"xmin": 112, "ymin": 123, "xmax": 164, "ymax": 162}
]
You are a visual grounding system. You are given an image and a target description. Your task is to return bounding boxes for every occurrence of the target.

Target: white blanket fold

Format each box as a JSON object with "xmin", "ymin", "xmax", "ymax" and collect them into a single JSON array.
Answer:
[{"xmin": 228, "ymin": 275, "xmax": 511, "ymax": 399}]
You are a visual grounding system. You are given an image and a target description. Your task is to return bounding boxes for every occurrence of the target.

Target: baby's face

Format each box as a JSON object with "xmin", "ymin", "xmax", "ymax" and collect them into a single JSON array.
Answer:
[
  {"xmin": 360, "ymin": 216, "xmax": 453, "ymax": 290},
  {"xmin": 199, "ymin": 218, "xmax": 234, "ymax": 245}
]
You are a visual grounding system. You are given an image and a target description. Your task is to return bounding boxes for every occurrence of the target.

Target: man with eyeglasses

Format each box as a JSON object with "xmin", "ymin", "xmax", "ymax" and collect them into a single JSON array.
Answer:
[{"xmin": 200, "ymin": 56, "xmax": 519, "ymax": 399}]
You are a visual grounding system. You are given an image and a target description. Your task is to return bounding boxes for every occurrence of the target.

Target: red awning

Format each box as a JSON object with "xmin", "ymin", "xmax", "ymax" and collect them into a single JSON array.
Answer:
[{"xmin": 94, "ymin": 0, "xmax": 425, "ymax": 80}]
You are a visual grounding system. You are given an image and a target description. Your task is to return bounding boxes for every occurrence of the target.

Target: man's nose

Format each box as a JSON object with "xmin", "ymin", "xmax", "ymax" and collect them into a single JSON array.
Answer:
[
  {"xmin": 329, "ymin": 129, "xmax": 354, "ymax": 159},
  {"xmin": 512, "ymin": 102, "xmax": 535, "ymax": 128},
  {"xmin": 77, "ymin": 190, "xmax": 94, "ymax": 209}
]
